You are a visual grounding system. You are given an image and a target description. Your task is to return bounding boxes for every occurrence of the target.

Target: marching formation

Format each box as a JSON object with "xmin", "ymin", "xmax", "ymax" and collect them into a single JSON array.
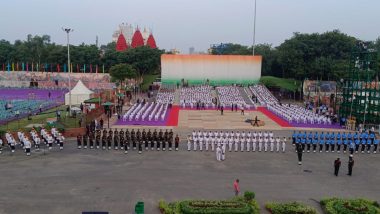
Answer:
[
  {"xmin": 77, "ymin": 128, "xmax": 180, "ymax": 154},
  {"xmin": 0, "ymin": 127, "xmax": 65, "ymax": 156},
  {"xmin": 292, "ymin": 130, "xmax": 379, "ymax": 154},
  {"xmin": 187, "ymin": 130, "xmax": 288, "ymax": 161}
]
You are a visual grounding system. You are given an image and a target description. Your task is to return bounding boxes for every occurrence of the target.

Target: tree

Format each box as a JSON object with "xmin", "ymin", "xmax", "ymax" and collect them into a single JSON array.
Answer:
[{"xmin": 109, "ymin": 64, "xmax": 137, "ymax": 85}]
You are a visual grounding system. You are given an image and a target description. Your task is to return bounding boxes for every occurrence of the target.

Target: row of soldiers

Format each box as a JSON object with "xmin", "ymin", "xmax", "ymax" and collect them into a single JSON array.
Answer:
[
  {"xmin": 77, "ymin": 128, "xmax": 180, "ymax": 153},
  {"xmin": 0, "ymin": 128, "xmax": 65, "ymax": 156},
  {"xmin": 292, "ymin": 130, "xmax": 379, "ymax": 154}
]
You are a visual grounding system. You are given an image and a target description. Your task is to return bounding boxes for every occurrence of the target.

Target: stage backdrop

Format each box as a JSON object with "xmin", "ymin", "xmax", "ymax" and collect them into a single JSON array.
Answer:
[{"xmin": 161, "ymin": 54, "xmax": 262, "ymax": 85}]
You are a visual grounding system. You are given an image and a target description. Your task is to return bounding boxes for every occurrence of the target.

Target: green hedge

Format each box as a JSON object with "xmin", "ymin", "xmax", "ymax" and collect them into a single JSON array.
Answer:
[
  {"xmin": 159, "ymin": 198, "xmax": 259, "ymax": 214},
  {"xmin": 320, "ymin": 198, "xmax": 380, "ymax": 214},
  {"xmin": 265, "ymin": 202, "xmax": 318, "ymax": 214}
]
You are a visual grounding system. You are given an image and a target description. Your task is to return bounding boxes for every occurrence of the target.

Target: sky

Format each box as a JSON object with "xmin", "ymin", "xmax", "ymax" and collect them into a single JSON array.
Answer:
[{"xmin": 0, "ymin": 0, "xmax": 379, "ymax": 53}]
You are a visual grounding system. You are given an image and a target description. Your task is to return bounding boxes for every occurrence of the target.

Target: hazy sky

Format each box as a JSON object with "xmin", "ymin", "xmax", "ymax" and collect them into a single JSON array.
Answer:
[{"xmin": 1, "ymin": 0, "xmax": 379, "ymax": 53}]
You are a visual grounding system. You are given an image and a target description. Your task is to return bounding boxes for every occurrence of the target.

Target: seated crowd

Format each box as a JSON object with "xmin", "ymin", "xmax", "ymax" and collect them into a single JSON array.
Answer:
[
  {"xmin": 250, "ymin": 84, "xmax": 331, "ymax": 124},
  {"xmin": 216, "ymin": 86, "xmax": 253, "ymax": 109},
  {"xmin": 122, "ymin": 101, "xmax": 168, "ymax": 122},
  {"xmin": 187, "ymin": 130, "xmax": 287, "ymax": 153},
  {"xmin": 180, "ymin": 85, "xmax": 214, "ymax": 108},
  {"xmin": 76, "ymin": 128, "xmax": 180, "ymax": 153},
  {"xmin": 156, "ymin": 85, "xmax": 175, "ymax": 104},
  {"xmin": 0, "ymin": 127, "xmax": 65, "ymax": 155}
]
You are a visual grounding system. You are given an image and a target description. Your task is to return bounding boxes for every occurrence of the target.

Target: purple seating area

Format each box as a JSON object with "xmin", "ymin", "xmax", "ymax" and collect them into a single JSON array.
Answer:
[
  {"xmin": 0, "ymin": 88, "xmax": 65, "ymax": 100},
  {"xmin": 116, "ymin": 102, "xmax": 170, "ymax": 126}
]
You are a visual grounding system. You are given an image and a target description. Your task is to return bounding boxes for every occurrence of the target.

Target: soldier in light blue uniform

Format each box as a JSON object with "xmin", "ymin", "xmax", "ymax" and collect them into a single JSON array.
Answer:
[
  {"xmin": 369, "ymin": 132, "xmax": 375, "ymax": 145},
  {"xmin": 312, "ymin": 135, "xmax": 318, "ymax": 153},
  {"xmin": 336, "ymin": 134, "xmax": 342, "ymax": 153},
  {"xmin": 301, "ymin": 136, "xmax": 306, "ymax": 152},
  {"xmin": 343, "ymin": 137, "xmax": 349, "ymax": 153},
  {"xmin": 355, "ymin": 138, "xmax": 360, "ymax": 153},
  {"xmin": 292, "ymin": 131, "xmax": 297, "ymax": 145},
  {"xmin": 349, "ymin": 139, "xmax": 356, "ymax": 154},
  {"xmin": 325, "ymin": 132, "xmax": 330, "ymax": 152},
  {"xmin": 373, "ymin": 138, "xmax": 379, "ymax": 153},
  {"xmin": 319, "ymin": 135, "xmax": 325, "ymax": 152},
  {"xmin": 330, "ymin": 132, "xmax": 336, "ymax": 152},
  {"xmin": 366, "ymin": 137, "xmax": 372, "ymax": 154}
]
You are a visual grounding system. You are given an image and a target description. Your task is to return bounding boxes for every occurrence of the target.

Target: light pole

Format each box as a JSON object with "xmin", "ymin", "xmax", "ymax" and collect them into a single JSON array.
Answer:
[
  {"xmin": 62, "ymin": 28, "xmax": 73, "ymax": 116},
  {"xmin": 252, "ymin": 0, "xmax": 257, "ymax": 55}
]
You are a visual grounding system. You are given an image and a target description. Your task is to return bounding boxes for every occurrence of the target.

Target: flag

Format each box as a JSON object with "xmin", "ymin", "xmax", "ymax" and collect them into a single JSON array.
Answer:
[
  {"xmin": 7, "ymin": 63, "xmax": 10, "ymax": 73},
  {"xmin": 90, "ymin": 64, "xmax": 93, "ymax": 73},
  {"xmin": 96, "ymin": 65, "xmax": 98, "ymax": 74},
  {"xmin": 71, "ymin": 63, "xmax": 73, "ymax": 73},
  {"xmin": 57, "ymin": 64, "xmax": 60, "ymax": 72},
  {"xmin": 2, "ymin": 63, "xmax": 4, "ymax": 71},
  {"xmin": 76, "ymin": 64, "xmax": 79, "ymax": 73},
  {"xmin": 83, "ymin": 64, "xmax": 86, "ymax": 73},
  {"xmin": 63, "ymin": 64, "xmax": 67, "ymax": 73},
  {"xmin": 26, "ymin": 63, "xmax": 29, "ymax": 72},
  {"xmin": 16, "ymin": 62, "xmax": 19, "ymax": 71},
  {"xmin": 102, "ymin": 64, "xmax": 105, "ymax": 73},
  {"xmin": 12, "ymin": 62, "xmax": 14, "ymax": 71},
  {"xmin": 22, "ymin": 62, "xmax": 25, "ymax": 71},
  {"xmin": 36, "ymin": 63, "xmax": 39, "ymax": 72}
]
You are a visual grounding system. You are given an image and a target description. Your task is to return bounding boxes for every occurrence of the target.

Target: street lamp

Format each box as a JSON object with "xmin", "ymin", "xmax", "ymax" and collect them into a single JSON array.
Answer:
[
  {"xmin": 62, "ymin": 28, "xmax": 73, "ymax": 116},
  {"xmin": 252, "ymin": 0, "xmax": 257, "ymax": 56}
]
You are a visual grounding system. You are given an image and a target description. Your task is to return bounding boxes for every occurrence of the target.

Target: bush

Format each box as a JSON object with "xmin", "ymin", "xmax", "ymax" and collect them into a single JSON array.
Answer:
[
  {"xmin": 265, "ymin": 201, "xmax": 318, "ymax": 214},
  {"xmin": 320, "ymin": 198, "xmax": 380, "ymax": 214},
  {"xmin": 244, "ymin": 191, "xmax": 255, "ymax": 201}
]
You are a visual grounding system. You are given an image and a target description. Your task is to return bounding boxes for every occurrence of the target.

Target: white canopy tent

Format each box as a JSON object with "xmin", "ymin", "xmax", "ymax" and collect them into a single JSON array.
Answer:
[{"xmin": 65, "ymin": 80, "xmax": 94, "ymax": 105}]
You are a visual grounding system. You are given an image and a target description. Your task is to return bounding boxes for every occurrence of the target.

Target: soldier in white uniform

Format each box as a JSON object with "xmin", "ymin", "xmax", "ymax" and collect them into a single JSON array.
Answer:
[
  {"xmin": 258, "ymin": 136, "xmax": 263, "ymax": 152},
  {"xmin": 199, "ymin": 134, "xmax": 203, "ymax": 151},
  {"xmin": 0, "ymin": 138, "xmax": 3, "ymax": 154},
  {"xmin": 234, "ymin": 136, "xmax": 239, "ymax": 152},
  {"xmin": 47, "ymin": 134, "xmax": 53, "ymax": 150},
  {"xmin": 58, "ymin": 133, "xmax": 65, "ymax": 150},
  {"xmin": 270, "ymin": 137, "xmax": 275, "ymax": 152},
  {"xmin": 240, "ymin": 136, "xmax": 245, "ymax": 152},
  {"xmin": 210, "ymin": 135, "xmax": 215, "ymax": 151},
  {"xmin": 221, "ymin": 142, "xmax": 226, "ymax": 161},
  {"xmin": 193, "ymin": 135, "xmax": 198, "ymax": 151},
  {"xmin": 264, "ymin": 137, "xmax": 269, "ymax": 152},
  {"xmin": 275, "ymin": 137, "xmax": 280, "ymax": 152},
  {"xmin": 216, "ymin": 145, "xmax": 222, "ymax": 161},
  {"xmin": 282, "ymin": 137, "xmax": 287, "ymax": 152},
  {"xmin": 204, "ymin": 132, "xmax": 209, "ymax": 151},
  {"xmin": 269, "ymin": 131, "xmax": 274, "ymax": 139},
  {"xmin": 24, "ymin": 138, "xmax": 32, "ymax": 156},
  {"xmin": 228, "ymin": 136, "xmax": 233, "ymax": 152},
  {"xmin": 187, "ymin": 135, "xmax": 192, "ymax": 151},
  {"xmin": 252, "ymin": 136, "xmax": 257, "ymax": 152},
  {"xmin": 10, "ymin": 137, "xmax": 16, "ymax": 153}
]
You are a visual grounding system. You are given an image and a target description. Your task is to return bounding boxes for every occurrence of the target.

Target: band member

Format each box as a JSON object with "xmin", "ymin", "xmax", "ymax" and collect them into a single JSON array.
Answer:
[
  {"xmin": 131, "ymin": 129, "xmax": 136, "ymax": 150},
  {"xmin": 101, "ymin": 132, "xmax": 107, "ymax": 149},
  {"xmin": 58, "ymin": 133, "xmax": 65, "ymax": 150},
  {"xmin": 77, "ymin": 134, "xmax": 82, "ymax": 149},
  {"xmin": 89, "ymin": 132, "xmax": 94, "ymax": 149},
  {"xmin": 96, "ymin": 130, "xmax": 101, "ymax": 149},
  {"xmin": 47, "ymin": 134, "xmax": 53, "ymax": 150},
  {"xmin": 24, "ymin": 138, "xmax": 31, "ymax": 156},
  {"xmin": 119, "ymin": 129, "xmax": 124, "ymax": 148}
]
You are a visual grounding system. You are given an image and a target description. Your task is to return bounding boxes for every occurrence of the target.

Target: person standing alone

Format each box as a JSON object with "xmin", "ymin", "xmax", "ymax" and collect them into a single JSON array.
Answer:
[
  {"xmin": 233, "ymin": 179, "xmax": 240, "ymax": 196},
  {"xmin": 347, "ymin": 155, "xmax": 354, "ymax": 176},
  {"xmin": 334, "ymin": 158, "xmax": 341, "ymax": 176}
]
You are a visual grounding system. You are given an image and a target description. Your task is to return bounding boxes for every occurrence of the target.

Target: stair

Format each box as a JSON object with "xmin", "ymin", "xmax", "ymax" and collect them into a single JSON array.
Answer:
[{"xmin": 238, "ymin": 87, "xmax": 254, "ymax": 106}]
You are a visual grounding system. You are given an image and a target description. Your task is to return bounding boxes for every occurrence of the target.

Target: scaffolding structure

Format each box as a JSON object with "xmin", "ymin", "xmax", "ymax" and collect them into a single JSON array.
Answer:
[{"xmin": 340, "ymin": 43, "xmax": 380, "ymax": 127}]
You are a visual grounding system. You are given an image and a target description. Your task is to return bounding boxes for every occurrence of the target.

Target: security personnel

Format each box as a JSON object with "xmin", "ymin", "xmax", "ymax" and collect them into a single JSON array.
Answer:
[
  {"xmin": 83, "ymin": 134, "xmax": 88, "ymax": 149},
  {"xmin": 131, "ymin": 129, "xmax": 136, "ymax": 149},
  {"xmin": 147, "ymin": 129, "xmax": 153, "ymax": 150},
  {"xmin": 77, "ymin": 134, "xmax": 82, "ymax": 149},
  {"xmin": 296, "ymin": 143, "xmax": 303, "ymax": 165},
  {"xmin": 89, "ymin": 132, "xmax": 94, "ymax": 149},
  {"xmin": 347, "ymin": 155, "xmax": 354, "ymax": 176},
  {"xmin": 175, "ymin": 134, "xmax": 179, "ymax": 151}
]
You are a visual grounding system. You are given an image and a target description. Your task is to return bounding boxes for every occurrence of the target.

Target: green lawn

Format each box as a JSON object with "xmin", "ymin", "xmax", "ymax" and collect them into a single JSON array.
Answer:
[
  {"xmin": 0, "ymin": 105, "xmax": 81, "ymax": 132},
  {"xmin": 260, "ymin": 76, "xmax": 301, "ymax": 92},
  {"xmin": 141, "ymin": 73, "xmax": 160, "ymax": 91}
]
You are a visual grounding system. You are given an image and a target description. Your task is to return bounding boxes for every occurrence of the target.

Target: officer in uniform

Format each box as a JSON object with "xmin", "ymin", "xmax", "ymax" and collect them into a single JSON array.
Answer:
[
  {"xmin": 169, "ymin": 129, "xmax": 174, "ymax": 151},
  {"xmin": 131, "ymin": 129, "xmax": 136, "ymax": 150},
  {"xmin": 163, "ymin": 130, "xmax": 169, "ymax": 151},
  {"xmin": 125, "ymin": 130, "xmax": 130, "ymax": 153},
  {"xmin": 138, "ymin": 137, "xmax": 143, "ymax": 154},
  {"xmin": 114, "ymin": 131, "xmax": 119, "ymax": 150},
  {"xmin": 83, "ymin": 134, "xmax": 88, "ymax": 149},
  {"xmin": 136, "ymin": 129, "xmax": 141, "ymax": 150},
  {"xmin": 77, "ymin": 134, "xmax": 82, "ymax": 149},
  {"xmin": 175, "ymin": 134, "xmax": 179, "ymax": 151},
  {"xmin": 107, "ymin": 131, "xmax": 112, "ymax": 150}
]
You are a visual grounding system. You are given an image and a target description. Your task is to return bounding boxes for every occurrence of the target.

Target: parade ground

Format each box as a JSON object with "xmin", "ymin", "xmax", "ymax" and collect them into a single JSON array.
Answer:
[{"xmin": 0, "ymin": 136, "xmax": 379, "ymax": 214}]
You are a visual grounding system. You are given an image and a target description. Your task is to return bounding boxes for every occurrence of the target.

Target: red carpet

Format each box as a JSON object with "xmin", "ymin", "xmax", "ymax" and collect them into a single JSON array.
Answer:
[
  {"xmin": 166, "ymin": 105, "xmax": 180, "ymax": 126},
  {"xmin": 257, "ymin": 107, "xmax": 292, "ymax": 127}
]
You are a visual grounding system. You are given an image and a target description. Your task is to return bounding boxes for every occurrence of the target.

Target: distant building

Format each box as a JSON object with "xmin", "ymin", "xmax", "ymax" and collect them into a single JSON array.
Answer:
[
  {"xmin": 112, "ymin": 23, "xmax": 157, "ymax": 51},
  {"xmin": 169, "ymin": 49, "xmax": 180, "ymax": 55},
  {"xmin": 189, "ymin": 47, "xmax": 195, "ymax": 54}
]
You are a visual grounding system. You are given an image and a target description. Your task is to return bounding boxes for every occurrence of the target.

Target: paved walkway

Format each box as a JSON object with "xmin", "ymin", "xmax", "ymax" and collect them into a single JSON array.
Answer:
[{"xmin": 0, "ymin": 139, "xmax": 379, "ymax": 214}]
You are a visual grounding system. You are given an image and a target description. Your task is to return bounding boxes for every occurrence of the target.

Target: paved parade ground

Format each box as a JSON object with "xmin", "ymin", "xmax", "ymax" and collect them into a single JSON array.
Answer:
[{"xmin": 1, "ymin": 137, "xmax": 379, "ymax": 214}]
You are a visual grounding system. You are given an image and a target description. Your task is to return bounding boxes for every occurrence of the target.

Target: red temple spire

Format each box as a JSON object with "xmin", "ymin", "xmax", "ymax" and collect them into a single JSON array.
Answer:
[
  {"xmin": 131, "ymin": 29, "xmax": 144, "ymax": 48},
  {"xmin": 116, "ymin": 33, "xmax": 128, "ymax": 51},
  {"xmin": 146, "ymin": 33, "xmax": 157, "ymax": 48}
]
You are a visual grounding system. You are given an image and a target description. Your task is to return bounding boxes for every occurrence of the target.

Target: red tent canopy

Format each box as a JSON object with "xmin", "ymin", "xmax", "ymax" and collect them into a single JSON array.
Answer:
[
  {"xmin": 116, "ymin": 33, "xmax": 128, "ymax": 51},
  {"xmin": 131, "ymin": 29, "xmax": 144, "ymax": 48},
  {"xmin": 146, "ymin": 34, "xmax": 157, "ymax": 48}
]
